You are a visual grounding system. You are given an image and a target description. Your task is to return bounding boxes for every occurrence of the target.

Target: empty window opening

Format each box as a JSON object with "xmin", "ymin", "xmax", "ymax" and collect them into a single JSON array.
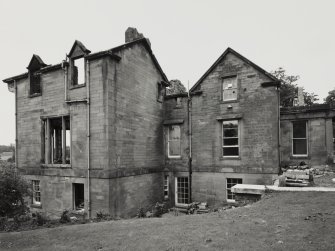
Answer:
[
  {"xmin": 43, "ymin": 116, "xmax": 70, "ymax": 164},
  {"xmin": 72, "ymin": 57, "xmax": 85, "ymax": 86},
  {"xmin": 292, "ymin": 121, "xmax": 307, "ymax": 156},
  {"xmin": 29, "ymin": 71, "xmax": 41, "ymax": 95},
  {"xmin": 164, "ymin": 175, "xmax": 169, "ymax": 200},
  {"xmin": 32, "ymin": 180, "xmax": 41, "ymax": 205},
  {"xmin": 175, "ymin": 177, "xmax": 189, "ymax": 205},
  {"xmin": 226, "ymin": 178, "xmax": 242, "ymax": 202},
  {"xmin": 73, "ymin": 183, "xmax": 84, "ymax": 210},
  {"xmin": 222, "ymin": 120, "xmax": 239, "ymax": 157},
  {"xmin": 168, "ymin": 125, "xmax": 181, "ymax": 158},
  {"xmin": 222, "ymin": 76, "xmax": 237, "ymax": 101}
]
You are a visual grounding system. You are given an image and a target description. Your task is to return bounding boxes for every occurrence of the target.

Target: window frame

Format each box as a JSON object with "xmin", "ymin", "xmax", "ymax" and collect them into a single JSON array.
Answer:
[
  {"xmin": 29, "ymin": 70, "xmax": 42, "ymax": 96},
  {"xmin": 226, "ymin": 178, "xmax": 242, "ymax": 202},
  {"xmin": 222, "ymin": 120, "xmax": 240, "ymax": 158},
  {"xmin": 164, "ymin": 175, "xmax": 169, "ymax": 200},
  {"xmin": 42, "ymin": 115, "xmax": 71, "ymax": 166},
  {"xmin": 70, "ymin": 56, "xmax": 86, "ymax": 87},
  {"xmin": 32, "ymin": 180, "xmax": 41, "ymax": 206},
  {"xmin": 292, "ymin": 120, "xmax": 308, "ymax": 157},
  {"xmin": 222, "ymin": 75, "xmax": 238, "ymax": 102},
  {"xmin": 167, "ymin": 125, "xmax": 181, "ymax": 158},
  {"xmin": 175, "ymin": 176, "xmax": 189, "ymax": 206}
]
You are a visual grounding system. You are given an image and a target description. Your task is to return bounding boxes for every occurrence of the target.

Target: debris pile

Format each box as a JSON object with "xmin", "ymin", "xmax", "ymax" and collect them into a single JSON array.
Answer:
[{"xmin": 281, "ymin": 162, "xmax": 312, "ymax": 187}]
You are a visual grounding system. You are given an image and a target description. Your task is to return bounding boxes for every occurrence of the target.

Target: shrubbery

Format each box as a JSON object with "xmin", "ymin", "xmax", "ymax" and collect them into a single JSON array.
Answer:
[{"xmin": 0, "ymin": 163, "xmax": 30, "ymax": 218}]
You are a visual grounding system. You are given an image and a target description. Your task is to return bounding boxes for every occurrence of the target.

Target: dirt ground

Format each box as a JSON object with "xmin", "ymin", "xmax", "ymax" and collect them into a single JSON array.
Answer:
[
  {"xmin": 313, "ymin": 172, "xmax": 335, "ymax": 187},
  {"xmin": 1, "ymin": 191, "xmax": 335, "ymax": 251}
]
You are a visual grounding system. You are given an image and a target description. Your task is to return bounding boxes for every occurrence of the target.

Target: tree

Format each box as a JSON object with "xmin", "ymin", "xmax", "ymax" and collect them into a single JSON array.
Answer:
[
  {"xmin": 166, "ymin": 79, "xmax": 187, "ymax": 95},
  {"xmin": 324, "ymin": 89, "xmax": 335, "ymax": 104},
  {"xmin": 271, "ymin": 67, "xmax": 318, "ymax": 107},
  {"xmin": 0, "ymin": 164, "xmax": 30, "ymax": 217}
]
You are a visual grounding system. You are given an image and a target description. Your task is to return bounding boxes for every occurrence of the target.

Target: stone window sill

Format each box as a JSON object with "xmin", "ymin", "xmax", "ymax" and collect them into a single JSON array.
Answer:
[
  {"xmin": 31, "ymin": 204, "xmax": 42, "ymax": 209},
  {"xmin": 69, "ymin": 83, "xmax": 86, "ymax": 90},
  {"xmin": 220, "ymin": 156, "xmax": 241, "ymax": 160},
  {"xmin": 29, "ymin": 93, "xmax": 42, "ymax": 98},
  {"xmin": 41, "ymin": 164, "xmax": 71, "ymax": 169}
]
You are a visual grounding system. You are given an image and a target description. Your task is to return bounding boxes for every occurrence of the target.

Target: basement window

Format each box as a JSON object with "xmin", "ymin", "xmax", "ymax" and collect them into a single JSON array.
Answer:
[
  {"xmin": 29, "ymin": 70, "xmax": 41, "ymax": 95},
  {"xmin": 175, "ymin": 177, "xmax": 189, "ymax": 206},
  {"xmin": 73, "ymin": 183, "xmax": 84, "ymax": 210},
  {"xmin": 168, "ymin": 125, "xmax": 181, "ymax": 158},
  {"xmin": 226, "ymin": 178, "xmax": 242, "ymax": 202},
  {"xmin": 42, "ymin": 116, "xmax": 71, "ymax": 165},
  {"xmin": 222, "ymin": 120, "xmax": 239, "ymax": 157},
  {"xmin": 164, "ymin": 175, "xmax": 169, "ymax": 200},
  {"xmin": 292, "ymin": 121, "xmax": 308, "ymax": 156},
  {"xmin": 222, "ymin": 76, "xmax": 237, "ymax": 101},
  {"xmin": 32, "ymin": 180, "xmax": 41, "ymax": 206},
  {"xmin": 71, "ymin": 57, "xmax": 85, "ymax": 86}
]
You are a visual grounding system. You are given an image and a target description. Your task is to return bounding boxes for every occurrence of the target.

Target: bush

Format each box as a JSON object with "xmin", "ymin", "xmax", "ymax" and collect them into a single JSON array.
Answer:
[
  {"xmin": 96, "ymin": 210, "xmax": 111, "ymax": 221},
  {"xmin": 0, "ymin": 165, "xmax": 31, "ymax": 217},
  {"xmin": 32, "ymin": 212, "xmax": 48, "ymax": 226},
  {"xmin": 59, "ymin": 210, "xmax": 71, "ymax": 223}
]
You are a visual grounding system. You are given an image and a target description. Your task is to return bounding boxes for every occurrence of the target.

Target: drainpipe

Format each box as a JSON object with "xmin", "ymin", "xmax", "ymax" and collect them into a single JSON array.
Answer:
[
  {"xmin": 14, "ymin": 80, "xmax": 18, "ymax": 174},
  {"xmin": 277, "ymin": 86, "xmax": 281, "ymax": 174},
  {"xmin": 188, "ymin": 88, "xmax": 192, "ymax": 203},
  {"xmin": 86, "ymin": 59, "xmax": 91, "ymax": 218},
  {"xmin": 62, "ymin": 59, "xmax": 68, "ymax": 101}
]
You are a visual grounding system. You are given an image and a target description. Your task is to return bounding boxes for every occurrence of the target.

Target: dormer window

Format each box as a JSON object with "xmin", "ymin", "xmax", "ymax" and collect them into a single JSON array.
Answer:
[
  {"xmin": 27, "ymin": 54, "xmax": 46, "ymax": 97},
  {"xmin": 68, "ymin": 40, "xmax": 91, "ymax": 87},
  {"xmin": 71, "ymin": 57, "xmax": 85, "ymax": 86},
  {"xmin": 29, "ymin": 70, "xmax": 41, "ymax": 95}
]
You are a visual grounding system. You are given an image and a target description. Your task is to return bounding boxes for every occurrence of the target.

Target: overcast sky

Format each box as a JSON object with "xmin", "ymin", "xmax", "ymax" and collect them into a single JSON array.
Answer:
[{"xmin": 0, "ymin": 0, "xmax": 334, "ymax": 145}]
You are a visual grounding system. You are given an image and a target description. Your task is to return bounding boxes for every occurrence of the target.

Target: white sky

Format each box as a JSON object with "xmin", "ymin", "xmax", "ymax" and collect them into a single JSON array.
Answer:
[{"xmin": 0, "ymin": 0, "xmax": 334, "ymax": 145}]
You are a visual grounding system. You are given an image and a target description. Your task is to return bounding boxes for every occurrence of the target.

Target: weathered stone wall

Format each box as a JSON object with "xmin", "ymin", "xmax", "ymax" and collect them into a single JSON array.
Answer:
[
  {"xmin": 280, "ymin": 110, "xmax": 335, "ymax": 166},
  {"xmin": 191, "ymin": 53, "xmax": 279, "ymax": 174},
  {"xmin": 164, "ymin": 95, "xmax": 189, "ymax": 172}
]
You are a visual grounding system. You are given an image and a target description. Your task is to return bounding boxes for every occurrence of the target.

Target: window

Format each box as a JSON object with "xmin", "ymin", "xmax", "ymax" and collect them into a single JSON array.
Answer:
[
  {"xmin": 164, "ymin": 175, "xmax": 169, "ymax": 200},
  {"xmin": 222, "ymin": 120, "xmax": 239, "ymax": 157},
  {"xmin": 157, "ymin": 82, "xmax": 164, "ymax": 102},
  {"xmin": 73, "ymin": 183, "xmax": 84, "ymax": 210},
  {"xmin": 226, "ymin": 178, "xmax": 242, "ymax": 202},
  {"xmin": 175, "ymin": 97, "xmax": 182, "ymax": 108},
  {"xmin": 71, "ymin": 57, "xmax": 85, "ymax": 86},
  {"xmin": 42, "ymin": 116, "xmax": 71, "ymax": 164},
  {"xmin": 168, "ymin": 125, "xmax": 181, "ymax": 158},
  {"xmin": 175, "ymin": 177, "xmax": 189, "ymax": 205},
  {"xmin": 32, "ymin": 180, "xmax": 41, "ymax": 205},
  {"xmin": 29, "ymin": 70, "xmax": 41, "ymax": 95},
  {"xmin": 222, "ymin": 76, "xmax": 237, "ymax": 101},
  {"xmin": 292, "ymin": 121, "xmax": 308, "ymax": 156}
]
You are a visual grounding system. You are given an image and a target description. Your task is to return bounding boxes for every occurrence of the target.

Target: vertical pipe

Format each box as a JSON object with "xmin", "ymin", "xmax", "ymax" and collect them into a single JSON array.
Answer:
[
  {"xmin": 64, "ymin": 63, "xmax": 68, "ymax": 101},
  {"xmin": 86, "ymin": 59, "xmax": 91, "ymax": 218},
  {"xmin": 45, "ymin": 118, "xmax": 50, "ymax": 164},
  {"xmin": 188, "ymin": 86, "xmax": 192, "ymax": 203},
  {"xmin": 14, "ymin": 80, "xmax": 18, "ymax": 174},
  {"xmin": 62, "ymin": 116, "xmax": 66, "ymax": 164},
  {"xmin": 277, "ymin": 86, "xmax": 281, "ymax": 174}
]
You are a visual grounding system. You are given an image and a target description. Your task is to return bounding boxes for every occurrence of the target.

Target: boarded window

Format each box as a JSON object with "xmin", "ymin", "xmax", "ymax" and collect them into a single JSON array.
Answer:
[
  {"xmin": 32, "ymin": 180, "xmax": 41, "ymax": 205},
  {"xmin": 226, "ymin": 178, "xmax": 242, "ymax": 201},
  {"xmin": 168, "ymin": 125, "xmax": 181, "ymax": 157},
  {"xmin": 292, "ymin": 121, "xmax": 307, "ymax": 155},
  {"xmin": 222, "ymin": 120, "xmax": 239, "ymax": 157},
  {"xmin": 222, "ymin": 76, "xmax": 237, "ymax": 101},
  {"xmin": 176, "ymin": 177, "xmax": 189, "ymax": 205}
]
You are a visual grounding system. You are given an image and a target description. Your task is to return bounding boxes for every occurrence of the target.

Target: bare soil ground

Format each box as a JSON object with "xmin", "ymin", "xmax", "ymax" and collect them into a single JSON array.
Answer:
[
  {"xmin": 1, "ymin": 191, "xmax": 335, "ymax": 251},
  {"xmin": 314, "ymin": 172, "xmax": 335, "ymax": 187}
]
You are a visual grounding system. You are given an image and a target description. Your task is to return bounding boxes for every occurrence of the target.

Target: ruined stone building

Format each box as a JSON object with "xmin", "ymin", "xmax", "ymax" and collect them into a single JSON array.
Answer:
[{"xmin": 3, "ymin": 28, "xmax": 333, "ymax": 218}]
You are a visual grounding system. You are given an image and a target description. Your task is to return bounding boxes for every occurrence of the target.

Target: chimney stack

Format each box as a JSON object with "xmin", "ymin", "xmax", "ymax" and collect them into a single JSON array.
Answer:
[
  {"xmin": 125, "ymin": 27, "xmax": 144, "ymax": 43},
  {"xmin": 297, "ymin": 87, "xmax": 305, "ymax": 106}
]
